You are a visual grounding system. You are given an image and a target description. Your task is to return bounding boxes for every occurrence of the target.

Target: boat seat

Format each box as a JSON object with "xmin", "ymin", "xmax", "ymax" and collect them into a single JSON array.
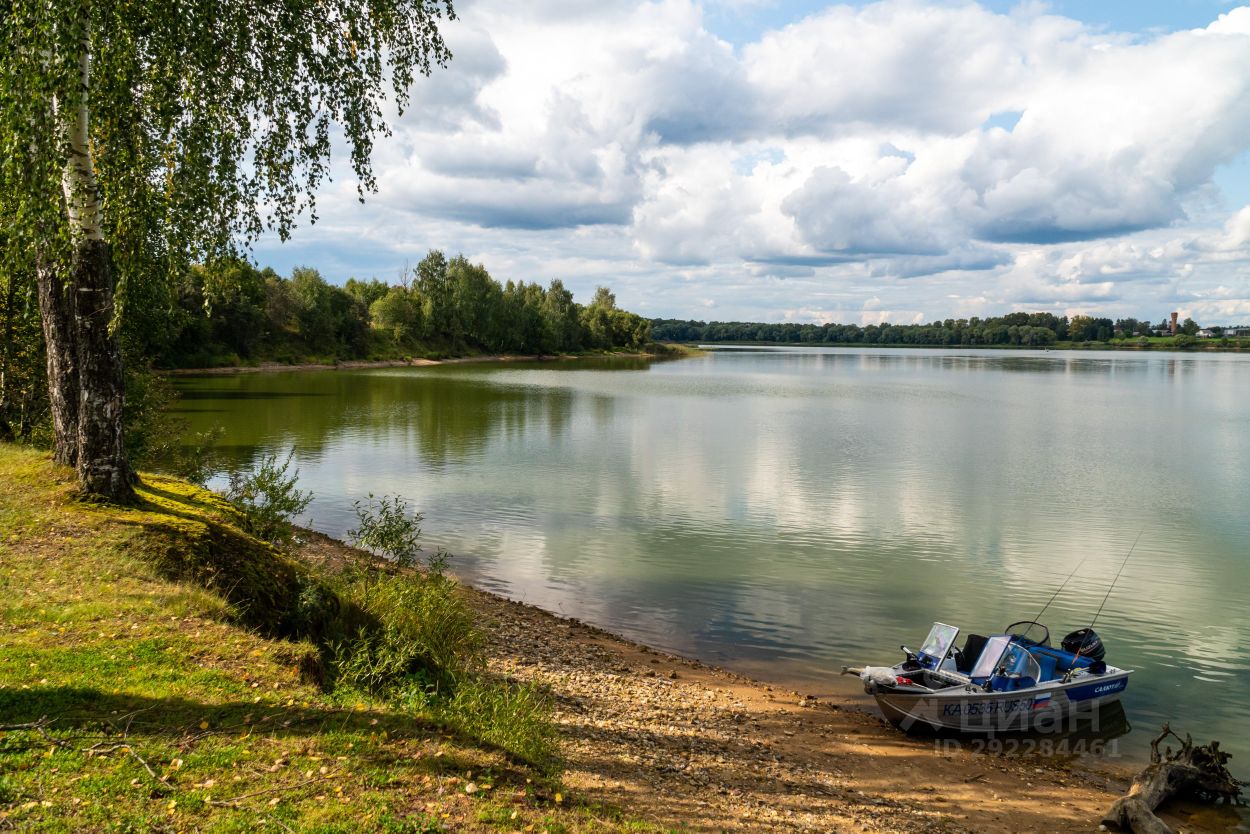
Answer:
[
  {"xmin": 1029, "ymin": 646, "xmax": 1096, "ymax": 675},
  {"xmin": 989, "ymin": 674, "xmax": 1037, "ymax": 692},
  {"xmin": 1030, "ymin": 651, "xmax": 1061, "ymax": 682},
  {"xmin": 957, "ymin": 634, "xmax": 989, "ymax": 674}
]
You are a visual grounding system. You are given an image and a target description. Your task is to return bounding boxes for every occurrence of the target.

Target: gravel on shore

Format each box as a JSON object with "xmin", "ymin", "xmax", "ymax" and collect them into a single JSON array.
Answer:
[
  {"xmin": 301, "ymin": 532, "xmax": 1239, "ymax": 834},
  {"xmin": 465, "ymin": 586, "xmax": 1134, "ymax": 834}
]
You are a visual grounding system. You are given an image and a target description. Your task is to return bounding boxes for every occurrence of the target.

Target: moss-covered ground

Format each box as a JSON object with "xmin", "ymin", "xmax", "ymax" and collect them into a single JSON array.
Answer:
[{"xmin": 0, "ymin": 445, "xmax": 671, "ymax": 833}]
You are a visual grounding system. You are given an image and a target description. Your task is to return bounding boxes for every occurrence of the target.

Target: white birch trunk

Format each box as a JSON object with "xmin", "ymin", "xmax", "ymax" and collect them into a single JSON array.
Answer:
[
  {"xmin": 61, "ymin": 39, "xmax": 103, "ymax": 243},
  {"xmin": 51, "ymin": 16, "xmax": 135, "ymax": 500}
]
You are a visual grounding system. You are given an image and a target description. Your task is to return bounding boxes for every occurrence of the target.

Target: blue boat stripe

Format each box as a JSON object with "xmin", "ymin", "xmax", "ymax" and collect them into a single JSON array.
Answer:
[{"xmin": 1064, "ymin": 677, "xmax": 1128, "ymax": 702}]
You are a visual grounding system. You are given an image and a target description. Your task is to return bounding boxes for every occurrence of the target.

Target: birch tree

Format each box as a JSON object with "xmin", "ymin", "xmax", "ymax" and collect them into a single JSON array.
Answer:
[{"xmin": 0, "ymin": 0, "xmax": 454, "ymax": 500}]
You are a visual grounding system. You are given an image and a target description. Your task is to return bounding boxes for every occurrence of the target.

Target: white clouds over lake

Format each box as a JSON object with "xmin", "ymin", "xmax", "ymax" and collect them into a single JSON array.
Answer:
[{"xmin": 258, "ymin": 1, "xmax": 1250, "ymax": 324}]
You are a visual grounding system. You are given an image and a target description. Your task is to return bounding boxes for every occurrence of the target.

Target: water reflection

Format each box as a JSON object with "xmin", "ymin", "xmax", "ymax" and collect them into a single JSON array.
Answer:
[
  {"xmin": 176, "ymin": 348, "xmax": 1250, "ymax": 763},
  {"xmin": 919, "ymin": 700, "xmax": 1134, "ymax": 756}
]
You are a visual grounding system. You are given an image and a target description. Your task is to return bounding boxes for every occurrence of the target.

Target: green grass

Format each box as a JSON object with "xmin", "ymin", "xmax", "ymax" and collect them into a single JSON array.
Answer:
[{"xmin": 0, "ymin": 445, "xmax": 658, "ymax": 832}]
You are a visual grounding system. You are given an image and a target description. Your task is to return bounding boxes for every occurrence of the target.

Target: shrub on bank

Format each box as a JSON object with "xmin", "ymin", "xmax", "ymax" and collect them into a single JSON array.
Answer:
[
  {"xmin": 349, "ymin": 493, "xmax": 428, "ymax": 569},
  {"xmin": 327, "ymin": 569, "xmax": 559, "ymax": 771},
  {"xmin": 224, "ymin": 449, "xmax": 313, "ymax": 547},
  {"xmin": 76, "ymin": 453, "xmax": 558, "ymax": 771}
]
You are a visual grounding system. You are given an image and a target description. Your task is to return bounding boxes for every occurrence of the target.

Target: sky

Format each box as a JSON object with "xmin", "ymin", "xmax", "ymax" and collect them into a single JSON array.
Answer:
[{"xmin": 252, "ymin": 0, "xmax": 1250, "ymax": 326}]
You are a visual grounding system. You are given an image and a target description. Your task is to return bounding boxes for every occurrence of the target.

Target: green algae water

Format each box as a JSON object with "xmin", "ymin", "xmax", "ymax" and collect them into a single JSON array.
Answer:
[{"xmin": 174, "ymin": 348, "xmax": 1250, "ymax": 762}]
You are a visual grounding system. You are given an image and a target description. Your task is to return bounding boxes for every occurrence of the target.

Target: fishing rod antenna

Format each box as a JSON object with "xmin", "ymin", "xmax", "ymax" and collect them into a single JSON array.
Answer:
[
  {"xmin": 1019, "ymin": 551, "xmax": 1091, "ymax": 644},
  {"xmin": 1066, "ymin": 529, "xmax": 1144, "ymax": 676}
]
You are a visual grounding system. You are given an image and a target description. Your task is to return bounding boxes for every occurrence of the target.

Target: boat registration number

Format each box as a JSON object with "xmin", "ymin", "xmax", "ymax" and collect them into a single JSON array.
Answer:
[{"xmin": 941, "ymin": 698, "xmax": 1032, "ymax": 717}]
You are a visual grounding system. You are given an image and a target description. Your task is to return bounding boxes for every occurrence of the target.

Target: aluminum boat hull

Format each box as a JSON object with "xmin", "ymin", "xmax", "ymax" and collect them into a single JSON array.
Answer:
[{"xmin": 873, "ymin": 669, "xmax": 1131, "ymax": 733}]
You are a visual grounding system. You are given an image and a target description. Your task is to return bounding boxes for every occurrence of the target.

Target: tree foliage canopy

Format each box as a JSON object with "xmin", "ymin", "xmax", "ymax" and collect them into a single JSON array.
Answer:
[
  {"xmin": 156, "ymin": 252, "xmax": 651, "ymax": 368},
  {"xmin": 651, "ymin": 312, "xmax": 1177, "ymax": 347},
  {"xmin": 0, "ymin": 0, "xmax": 455, "ymax": 304},
  {"xmin": 1, "ymin": 0, "xmax": 455, "ymax": 498}
]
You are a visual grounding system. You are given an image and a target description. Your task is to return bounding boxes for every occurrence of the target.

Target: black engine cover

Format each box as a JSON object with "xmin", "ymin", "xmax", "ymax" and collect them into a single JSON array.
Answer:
[{"xmin": 1061, "ymin": 628, "xmax": 1105, "ymax": 661}]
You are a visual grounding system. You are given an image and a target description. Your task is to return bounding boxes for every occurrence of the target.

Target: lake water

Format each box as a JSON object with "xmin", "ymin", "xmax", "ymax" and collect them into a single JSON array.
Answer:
[{"xmin": 173, "ymin": 347, "xmax": 1250, "ymax": 763}]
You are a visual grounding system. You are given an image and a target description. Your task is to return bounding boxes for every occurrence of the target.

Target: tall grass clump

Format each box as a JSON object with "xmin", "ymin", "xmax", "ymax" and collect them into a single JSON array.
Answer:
[
  {"xmin": 330, "ymin": 571, "xmax": 559, "ymax": 771},
  {"xmin": 440, "ymin": 676, "xmax": 557, "ymax": 772},
  {"xmin": 331, "ymin": 494, "xmax": 559, "ymax": 771},
  {"xmin": 330, "ymin": 572, "xmax": 479, "ymax": 691}
]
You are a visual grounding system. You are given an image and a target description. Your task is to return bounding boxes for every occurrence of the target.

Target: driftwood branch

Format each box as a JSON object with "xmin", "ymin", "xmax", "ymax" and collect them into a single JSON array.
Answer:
[
  {"xmin": 0, "ymin": 716, "xmax": 52, "ymax": 732},
  {"xmin": 1, "ymin": 713, "xmax": 170, "ymax": 795},
  {"xmin": 1102, "ymin": 724, "xmax": 1244, "ymax": 833},
  {"xmin": 206, "ymin": 772, "xmax": 338, "ymax": 807}
]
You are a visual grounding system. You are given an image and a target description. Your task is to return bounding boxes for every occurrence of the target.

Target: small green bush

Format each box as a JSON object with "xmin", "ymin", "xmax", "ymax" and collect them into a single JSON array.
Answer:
[
  {"xmin": 170, "ymin": 426, "xmax": 225, "ymax": 486},
  {"xmin": 224, "ymin": 448, "xmax": 312, "ymax": 546},
  {"xmin": 123, "ymin": 364, "xmax": 186, "ymax": 469},
  {"xmin": 0, "ymin": 773, "xmax": 18, "ymax": 805},
  {"xmin": 348, "ymin": 493, "xmax": 426, "ymax": 569}
]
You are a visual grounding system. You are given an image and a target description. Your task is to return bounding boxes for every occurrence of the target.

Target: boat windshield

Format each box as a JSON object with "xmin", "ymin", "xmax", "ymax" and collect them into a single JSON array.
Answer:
[
  {"xmin": 918, "ymin": 622, "xmax": 960, "ymax": 669},
  {"xmin": 970, "ymin": 634, "xmax": 1012, "ymax": 679},
  {"xmin": 1000, "ymin": 643, "xmax": 1042, "ymax": 683}
]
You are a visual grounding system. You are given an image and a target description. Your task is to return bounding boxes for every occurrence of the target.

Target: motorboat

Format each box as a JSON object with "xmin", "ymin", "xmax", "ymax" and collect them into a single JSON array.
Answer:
[{"xmin": 843, "ymin": 620, "xmax": 1132, "ymax": 733}]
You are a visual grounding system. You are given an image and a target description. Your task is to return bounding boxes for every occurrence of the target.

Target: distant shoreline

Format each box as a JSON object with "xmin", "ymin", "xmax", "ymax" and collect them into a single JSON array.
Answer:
[
  {"xmin": 687, "ymin": 340, "xmax": 1249, "ymax": 354},
  {"xmin": 159, "ymin": 340, "xmax": 1248, "ymax": 375},
  {"xmin": 161, "ymin": 347, "xmax": 695, "ymax": 376}
]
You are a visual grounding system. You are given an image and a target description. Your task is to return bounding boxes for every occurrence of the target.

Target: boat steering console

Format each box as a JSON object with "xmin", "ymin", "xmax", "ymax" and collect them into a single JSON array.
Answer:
[{"xmin": 1004, "ymin": 620, "xmax": 1051, "ymax": 646}]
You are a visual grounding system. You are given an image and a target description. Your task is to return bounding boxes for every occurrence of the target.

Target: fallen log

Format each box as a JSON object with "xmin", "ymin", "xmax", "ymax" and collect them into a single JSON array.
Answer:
[{"xmin": 1102, "ymin": 724, "xmax": 1244, "ymax": 833}]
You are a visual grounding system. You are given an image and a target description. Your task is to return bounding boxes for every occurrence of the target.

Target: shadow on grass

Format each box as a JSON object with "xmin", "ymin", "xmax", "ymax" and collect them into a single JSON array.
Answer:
[
  {"xmin": 0, "ymin": 685, "xmax": 509, "ymax": 774},
  {"xmin": 0, "ymin": 685, "xmax": 412, "ymax": 738},
  {"xmin": 104, "ymin": 485, "xmax": 380, "ymax": 655},
  {"xmin": 135, "ymin": 481, "xmax": 230, "ymax": 516}
]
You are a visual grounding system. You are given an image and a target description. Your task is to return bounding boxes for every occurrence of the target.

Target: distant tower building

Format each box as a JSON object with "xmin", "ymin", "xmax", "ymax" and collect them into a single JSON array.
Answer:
[{"xmin": 1170, "ymin": 311, "xmax": 1178, "ymax": 335}]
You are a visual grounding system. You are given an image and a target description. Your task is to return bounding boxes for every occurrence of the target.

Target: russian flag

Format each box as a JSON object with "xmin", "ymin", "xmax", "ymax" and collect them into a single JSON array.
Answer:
[{"xmin": 1033, "ymin": 694, "xmax": 1053, "ymax": 710}]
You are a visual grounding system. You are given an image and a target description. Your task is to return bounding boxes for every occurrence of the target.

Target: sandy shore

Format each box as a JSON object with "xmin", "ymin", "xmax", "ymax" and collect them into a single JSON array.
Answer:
[
  {"xmin": 469, "ymin": 588, "xmax": 1136, "ymax": 833},
  {"xmin": 164, "ymin": 352, "xmax": 663, "ymax": 375},
  {"xmin": 292, "ymin": 533, "xmax": 1250, "ymax": 833}
]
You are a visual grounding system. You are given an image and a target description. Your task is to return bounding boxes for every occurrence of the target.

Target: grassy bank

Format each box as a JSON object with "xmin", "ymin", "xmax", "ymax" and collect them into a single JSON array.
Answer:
[
  {"xmin": 7, "ymin": 444, "xmax": 1236, "ymax": 833},
  {"xmin": 0, "ymin": 446, "xmax": 665, "ymax": 833}
]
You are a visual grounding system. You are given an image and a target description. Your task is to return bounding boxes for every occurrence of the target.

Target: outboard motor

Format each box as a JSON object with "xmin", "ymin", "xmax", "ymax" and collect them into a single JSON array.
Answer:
[{"xmin": 1061, "ymin": 628, "xmax": 1105, "ymax": 661}]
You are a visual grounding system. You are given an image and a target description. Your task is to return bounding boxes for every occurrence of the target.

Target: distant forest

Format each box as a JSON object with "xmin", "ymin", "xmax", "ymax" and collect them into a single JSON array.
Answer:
[
  {"xmin": 651, "ymin": 312, "xmax": 1213, "ymax": 347},
  {"xmin": 141, "ymin": 250, "xmax": 652, "ymax": 368},
  {"xmin": 1, "ymin": 248, "xmax": 653, "ymax": 451}
]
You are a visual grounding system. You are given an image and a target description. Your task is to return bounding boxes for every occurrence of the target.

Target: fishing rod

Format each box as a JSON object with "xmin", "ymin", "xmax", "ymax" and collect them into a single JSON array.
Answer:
[
  {"xmin": 1017, "ymin": 552, "xmax": 1092, "ymax": 645},
  {"xmin": 1064, "ymin": 529, "xmax": 1143, "ymax": 679}
]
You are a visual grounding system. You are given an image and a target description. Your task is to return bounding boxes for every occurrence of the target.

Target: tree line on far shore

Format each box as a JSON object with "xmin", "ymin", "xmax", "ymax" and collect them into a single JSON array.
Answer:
[
  {"xmin": 651, "ymin": 312, "xmax": 1219, "ymax": 347},
  {"xmin": 0, "ymin": 249, "xmax": 650, "ymax": 450},
  {"xmin": 150, "ymin": 250, "xmax": 651, "ymax": 369}
]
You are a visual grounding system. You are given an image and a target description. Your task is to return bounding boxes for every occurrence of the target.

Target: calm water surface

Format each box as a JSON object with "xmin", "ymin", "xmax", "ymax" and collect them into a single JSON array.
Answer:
[{"xmin": 174, "ymin": 348, "xmax": 1250, "ymax": 762}]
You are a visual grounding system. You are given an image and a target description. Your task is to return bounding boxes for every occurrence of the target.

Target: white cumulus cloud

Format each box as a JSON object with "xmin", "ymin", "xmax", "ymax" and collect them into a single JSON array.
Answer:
[{"xmin": 261, "ymin": 0, "xmax": 1250, "ymax": 324}]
